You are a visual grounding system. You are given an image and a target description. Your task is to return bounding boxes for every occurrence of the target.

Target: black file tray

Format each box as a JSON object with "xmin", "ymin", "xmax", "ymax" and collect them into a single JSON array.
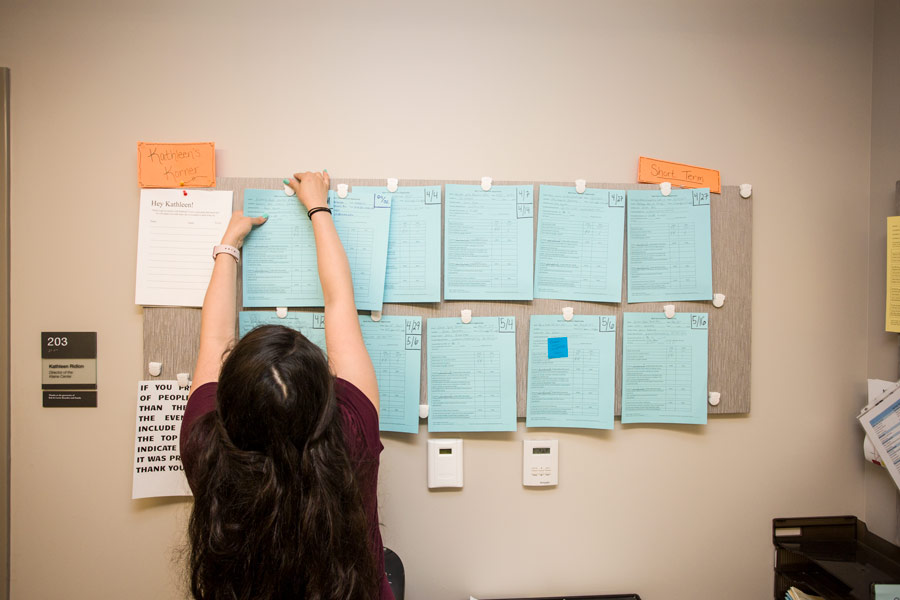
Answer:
[{"xmin": 774, "ymin": 516, "xmax": 900, "ymax": 599}]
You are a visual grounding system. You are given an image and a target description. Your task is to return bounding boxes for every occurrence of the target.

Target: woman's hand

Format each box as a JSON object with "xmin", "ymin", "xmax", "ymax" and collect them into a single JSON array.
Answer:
[
  {"xmin": 220, "ymin": 211, "xmax": 267, "ymax": 248},
  {"xmin": 287, "ymin": 170, "xmax": 331, "ymax": 212}
]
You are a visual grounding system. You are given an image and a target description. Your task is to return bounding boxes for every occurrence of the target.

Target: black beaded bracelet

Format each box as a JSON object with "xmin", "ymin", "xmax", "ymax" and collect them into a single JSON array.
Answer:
[{"xmin": 307, "ymin": 206, "xmax": 332, "ymax": 220}]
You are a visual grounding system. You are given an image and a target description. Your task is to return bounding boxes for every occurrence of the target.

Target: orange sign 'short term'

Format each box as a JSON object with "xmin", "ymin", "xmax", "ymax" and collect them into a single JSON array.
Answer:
[
  {"xmin": 137, "ymin": 142, "xmax": 216, "ymax": 188},
  {"xmin": 638, "ymin": 156, "xmax": 720, "ymax": 194}
]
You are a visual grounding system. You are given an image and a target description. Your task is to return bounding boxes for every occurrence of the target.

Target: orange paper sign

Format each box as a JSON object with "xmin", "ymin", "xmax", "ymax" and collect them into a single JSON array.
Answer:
[
  {"xmin": 638, "ymin": 156, "xmax": 720, "ymax": 194},
  {"xmin": 137, "ymin": 142, "xmax": 216, "ymax": 188}
]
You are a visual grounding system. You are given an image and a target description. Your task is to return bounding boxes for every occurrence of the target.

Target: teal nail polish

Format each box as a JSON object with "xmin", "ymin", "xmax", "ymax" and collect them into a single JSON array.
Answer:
[
  {"xmin": 283, "ymin": 178, "xmax": 291, "ymax": 185},
  {"xmin": 323, "ymin": 169, "xmax": 328, "ymax": 173},
  {"xmin": 263, "ymin": 213, "xmax": 269, "ymax": 219}
]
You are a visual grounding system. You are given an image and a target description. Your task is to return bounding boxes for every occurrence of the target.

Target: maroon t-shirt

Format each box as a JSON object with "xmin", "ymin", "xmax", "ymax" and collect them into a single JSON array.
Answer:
[{"xmin": 180, "ymin": 378, "xmax": 394, "ymax": 600}]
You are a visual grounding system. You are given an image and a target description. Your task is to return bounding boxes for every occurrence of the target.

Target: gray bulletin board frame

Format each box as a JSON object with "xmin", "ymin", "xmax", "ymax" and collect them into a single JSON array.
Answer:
[{"xmin": 144, "ymin": 177, "xmax": 752, "ymax": 417}]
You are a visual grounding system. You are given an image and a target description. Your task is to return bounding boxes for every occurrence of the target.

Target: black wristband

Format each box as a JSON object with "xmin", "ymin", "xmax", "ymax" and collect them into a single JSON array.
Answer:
[{"xmin": 307, "ymin": 206, "xmax": 332, "ymax": 220}]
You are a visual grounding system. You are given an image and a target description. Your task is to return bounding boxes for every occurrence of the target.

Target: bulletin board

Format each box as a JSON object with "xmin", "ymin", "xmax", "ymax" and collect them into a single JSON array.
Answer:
[{"xmin": 144, "ymin": 177, "xmax": 752, "ymax": 417}]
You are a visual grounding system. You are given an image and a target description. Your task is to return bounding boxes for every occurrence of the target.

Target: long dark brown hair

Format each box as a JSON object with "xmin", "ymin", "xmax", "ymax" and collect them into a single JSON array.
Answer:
[{"xmin": 184, "ymin": 325, "xmax": 379, "ymax": 600}]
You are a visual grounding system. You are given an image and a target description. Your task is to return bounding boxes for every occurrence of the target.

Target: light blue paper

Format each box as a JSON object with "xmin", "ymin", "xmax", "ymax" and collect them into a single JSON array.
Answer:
[
  {"xmin": 359, "ymin": 316, "xmax": 422, "ymax": 434},
  {"xmin": 242, "ymin": 188, "xmax": 392, "ymax": 310},
  {"xmin": 354, "ymin": 186, "xmax": 441, "ymax": 303},
  {"xmin": 526, "ymin": 315, "xmax": 616, "ymax": 429},
  {"xmin": 329, "ymin": 189, "xmax": 392, "ymax": 310},
  {"xmin": 444, "ymin": 184, "xmax": 534, "ymax": 300},
  {"xmin": 626, "ymin": 188, "xmax": 713, "ymax": 303},
  {"xmin": 426, "ymin": 317, "xmax": 517, "ymax": 432},
  {"xmin": 621, "ymin": 312, "xmax": 708, "ymax": 424},
  {"xmin": 238, "ymin": 310, "xmax": 327, "ymax": 354},
  {"xmin": 874, "ymin": 584, "xmax": 900, "ymax": 600},
  {"xmin": 242, "ymin": 189, "xmax": 322, "ymax": 308},
  {"xmin": 534, "ymin": 185, "xmax": 625, "ymax": 302}
]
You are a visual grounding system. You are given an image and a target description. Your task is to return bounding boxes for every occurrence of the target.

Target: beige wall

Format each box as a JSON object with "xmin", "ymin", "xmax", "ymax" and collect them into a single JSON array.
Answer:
[
  {"xmin": 866, "ymin": 0, "xmax": 900, "ymax": 543},
  {"xmin": 0, "ymin": 1, "xmax": 879, "ymax": 598}
]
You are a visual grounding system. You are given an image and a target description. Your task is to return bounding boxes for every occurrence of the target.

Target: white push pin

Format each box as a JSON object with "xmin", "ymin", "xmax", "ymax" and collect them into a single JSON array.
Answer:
[
  {"xmin": 460, "ymin": 309, "xmax": 472, "ymax": 324},
  {"xmin": 708, "ymin": 392, "xmax": 721, "ymax": 407},
  {"xmin": 283, "ymin": 182, "xmax": 295, "ymax": 196},
  {"xmin": 371, "ymin": 310, "xmax": 382, "ymax": 322},
  {"xmin": 148, "ymin": 362, "xmax": 162, "ymax": 377},
  {"xmin": 419, "ymin": 404, "xmax": 429, "ymax": 419},
  {"xmin": 712, "ymin": 293, "xmax": 726, "ymax": 308},
  {"xmin": 664, "ymin": 304, "xmax": 676, "ymax": 319},
  {"xmin": 337, "ymin": 183, "xmax": 349, "ymax": 199},
  {"xmin": 276, "ymin": 307, "xmax": 288, "ymax": 319},
  {"xmin": 739, "ymin": 183, "xmax": 752, "ymax": 199},
  {"xmin": 387, "ymin": 178, "xmax": 399, "ymax": 193},
  {"xmin": 660, "ymin": 182, "xmax": 672, "ymax": 196},
  {"xmin": 562, "ymin": 306, "xmax": 574, "ymax": 321},
  {"xmin": 176, "ymin": 373, "xmax": 191, "ymax": 388},
  {"xmin": 575, "ymin": 179, "xmax": 586, "ymax": 194},
  {"xmin": 481, "ymin": 177, "xmax": 492, "ymax": 191}
]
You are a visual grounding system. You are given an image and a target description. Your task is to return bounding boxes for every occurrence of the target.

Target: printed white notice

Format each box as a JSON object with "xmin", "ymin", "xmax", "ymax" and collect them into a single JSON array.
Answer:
[
  {"xmin": 135, "ymin": 189, "xmax": 232, "ymax": 307},
  {"xmin": 132, "ymin": 380, "xmax": 192, "ymax": 499}
]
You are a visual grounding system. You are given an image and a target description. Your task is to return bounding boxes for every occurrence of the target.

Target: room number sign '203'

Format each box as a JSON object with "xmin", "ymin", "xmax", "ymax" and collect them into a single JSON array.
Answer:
[{"xmin": 41, "ymin": 331, "xmax": 98, "ymax": 407}]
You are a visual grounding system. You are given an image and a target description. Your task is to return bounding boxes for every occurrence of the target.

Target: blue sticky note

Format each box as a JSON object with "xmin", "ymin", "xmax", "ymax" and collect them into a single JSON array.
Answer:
[{"xmin": 547, "ymin": 337, "xmax": 568, "ymax": 359}]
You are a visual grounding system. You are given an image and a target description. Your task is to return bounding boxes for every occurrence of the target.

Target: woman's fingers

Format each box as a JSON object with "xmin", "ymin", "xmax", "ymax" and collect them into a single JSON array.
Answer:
[{"xmin": 288, "ymin": 170, "xmax": 330, "ymax": 210}]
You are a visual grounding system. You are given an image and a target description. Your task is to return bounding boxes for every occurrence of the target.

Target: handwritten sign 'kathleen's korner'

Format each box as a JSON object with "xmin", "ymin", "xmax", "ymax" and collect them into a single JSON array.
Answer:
[{"xmin": 137, "ymin": 142, "xmax": 215, "ymax": 188}]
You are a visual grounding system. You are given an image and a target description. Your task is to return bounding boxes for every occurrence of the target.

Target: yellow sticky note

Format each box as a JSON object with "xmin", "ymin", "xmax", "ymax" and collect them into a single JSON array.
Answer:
[
  {"xmin": 638, "ymin": 156, "xmax": 721, "ymax": 194},
  {"xmin": 886, "ymin": 217, "xmax": 900, "ymax": 332},
  {"xmin": 137, "ymin": 142, "xmax": 215, "ymax": 188}
]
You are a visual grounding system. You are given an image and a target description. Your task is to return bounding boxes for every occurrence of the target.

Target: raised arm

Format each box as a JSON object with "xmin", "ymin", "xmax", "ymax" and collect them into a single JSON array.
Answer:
[
  {"xmin": 190, "ymin": 211, "xmax": 267, "ymax": 396},
  {"xmin": 287, "ymin": 171, "xmax": 379, "ymax": 412}
]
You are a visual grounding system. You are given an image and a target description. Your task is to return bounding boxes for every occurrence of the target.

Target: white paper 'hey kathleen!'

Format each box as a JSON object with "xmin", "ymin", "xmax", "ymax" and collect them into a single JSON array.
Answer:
[{"xmin": 135, "ymin": 189, "xmax": 232, "ymax": 307}]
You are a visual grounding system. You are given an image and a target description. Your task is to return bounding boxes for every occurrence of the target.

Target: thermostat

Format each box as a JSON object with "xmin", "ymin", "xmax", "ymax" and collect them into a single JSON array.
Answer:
[
  {"xmin": 523, "ymin": 439, "xmax": 558, "ymax": 487},
  {"xmin": 427, "ymin": 439, "xmax": 463, "ymax": 489}
]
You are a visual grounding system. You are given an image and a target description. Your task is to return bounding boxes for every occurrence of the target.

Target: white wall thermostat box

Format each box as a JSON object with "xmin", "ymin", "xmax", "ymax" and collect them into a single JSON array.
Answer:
[
  {"xmin": 427, "ymin": 439, "xmax": 463, "ymax": 489},
  {"xmin": 523, "ymin": 439, "xmax": 558, "ymax": 487}
]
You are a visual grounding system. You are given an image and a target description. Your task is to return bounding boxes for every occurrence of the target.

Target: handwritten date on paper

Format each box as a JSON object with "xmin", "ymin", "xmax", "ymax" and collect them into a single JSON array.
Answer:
[
  {"xmin": 138, "ymin": 142, "xmax": 216, "ymax": 188},
  {"xmin": 638, "ymin": 156, "xmax": 721, "ymax": 194}
]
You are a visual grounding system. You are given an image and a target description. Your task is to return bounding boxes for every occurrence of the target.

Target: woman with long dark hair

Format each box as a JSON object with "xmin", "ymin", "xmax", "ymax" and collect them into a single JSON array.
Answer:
[{"xmin": 179, "ymin": 171, "xmax": 393, "ymax": 599}]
